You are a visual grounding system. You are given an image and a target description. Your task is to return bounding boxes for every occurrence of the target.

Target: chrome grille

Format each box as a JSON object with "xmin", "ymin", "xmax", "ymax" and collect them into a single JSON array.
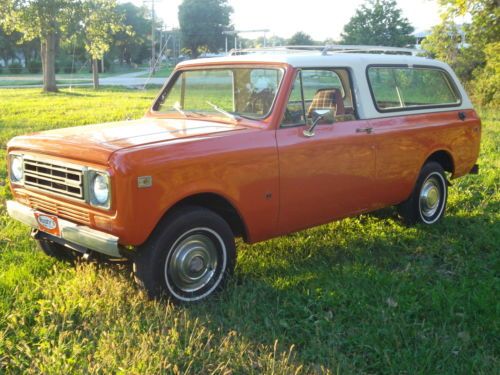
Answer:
[{"xmin": 23, "ymin": 157, "xmax": 85, "ymax": 200}]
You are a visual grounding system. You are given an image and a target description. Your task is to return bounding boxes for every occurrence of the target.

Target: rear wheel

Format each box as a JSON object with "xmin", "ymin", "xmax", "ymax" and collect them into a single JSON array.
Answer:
[
  {"xmin": 398, "ymin": 161, "xmax": 448, "ymax": 225},
  {"xmin": 134, "ymin": 206, "xmax": 236, "ymax": 303}
]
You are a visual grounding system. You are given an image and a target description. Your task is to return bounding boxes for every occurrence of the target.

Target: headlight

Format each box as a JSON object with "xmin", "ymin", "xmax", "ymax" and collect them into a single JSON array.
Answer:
[
  {"xmin": 10, "ymin": 155, "xmax": 24, "ymax": 182},
  {"xmin": 91, "ymin": 172, "xmax": 110, "ymax": 207}
]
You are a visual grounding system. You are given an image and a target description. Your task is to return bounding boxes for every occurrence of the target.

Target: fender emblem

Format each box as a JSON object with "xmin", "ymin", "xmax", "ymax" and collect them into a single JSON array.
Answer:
[{"xmin": 137, "ymin": 176, "xmax": 153, "ymax": 188}]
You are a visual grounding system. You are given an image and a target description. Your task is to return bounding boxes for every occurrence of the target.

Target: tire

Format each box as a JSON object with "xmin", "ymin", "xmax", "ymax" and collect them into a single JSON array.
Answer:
[
  {"xmin": 398, "ymin": 161, "xmax": 448, "ymax": 225},
  {"xmin": 134, "ymin": 206, "xmax": 236, "ymax": 303},
  {"xmin": 37, "ymin": 238, "xmax": 80, "ymax": 262}
]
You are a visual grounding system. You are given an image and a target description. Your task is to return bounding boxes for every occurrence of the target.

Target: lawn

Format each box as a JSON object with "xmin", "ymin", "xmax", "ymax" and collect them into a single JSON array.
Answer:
[{"xmin": 0, "ymin": 87, "xmax": 498, "ymax": 374}]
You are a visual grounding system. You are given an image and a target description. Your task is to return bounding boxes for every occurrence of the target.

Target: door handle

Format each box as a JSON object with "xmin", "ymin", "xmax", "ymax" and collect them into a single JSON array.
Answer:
[
  {"xmin": 356, "ymin": 127, "xmax": 373, "ymax": 134},
  {"xmin": 458, "ymin": 111, "xmax": 466, "ymax": 121}
]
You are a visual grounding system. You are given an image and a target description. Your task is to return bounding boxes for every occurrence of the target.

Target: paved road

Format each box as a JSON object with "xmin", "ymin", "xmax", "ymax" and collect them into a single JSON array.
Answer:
[{"xmin": 0, "ymin": 70, "xmax": 168, "ymax": 89}]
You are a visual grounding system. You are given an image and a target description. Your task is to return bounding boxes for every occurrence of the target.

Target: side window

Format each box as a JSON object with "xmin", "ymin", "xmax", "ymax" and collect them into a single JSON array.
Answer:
[
  {"xmin": 368, "ymin": 66, "xmax": 461, "ymax": 111},
  {"xmin": 281, "ymin": 73, "xmax": 306, "ymax": 126},
  {"xmin": 281, "ymin": 69, "xmax": 356, "ymax": 127}
]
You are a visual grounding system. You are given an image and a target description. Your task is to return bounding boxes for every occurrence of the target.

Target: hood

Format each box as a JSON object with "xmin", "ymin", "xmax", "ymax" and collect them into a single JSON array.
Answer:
[{"xmin": 8, "ymin": 117, "xmax": 246, "ymax": 165}]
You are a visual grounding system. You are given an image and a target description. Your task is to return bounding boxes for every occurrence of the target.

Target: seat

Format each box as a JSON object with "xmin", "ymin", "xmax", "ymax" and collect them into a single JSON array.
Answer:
[{"xmin": 306, "ymin": 88, "xmax": 345, "ymax": 118}]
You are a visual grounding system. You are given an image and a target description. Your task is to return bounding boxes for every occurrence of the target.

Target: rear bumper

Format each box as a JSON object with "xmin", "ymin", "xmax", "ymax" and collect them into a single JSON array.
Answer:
[{"xmin": 6, "ymin": 200, "xmax": 122, "ymax": 258}]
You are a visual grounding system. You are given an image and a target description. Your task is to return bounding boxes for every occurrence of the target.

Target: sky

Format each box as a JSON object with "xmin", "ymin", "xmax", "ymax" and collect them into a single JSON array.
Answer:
[{"xmin": 127, "ymin": 0, "xmax": 443, "ymax": 41}]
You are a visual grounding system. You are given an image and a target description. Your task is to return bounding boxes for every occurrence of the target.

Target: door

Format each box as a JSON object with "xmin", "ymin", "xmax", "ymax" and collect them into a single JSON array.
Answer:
[{"xmin": 276, "ymin": 68, "xmax": 376, "ymax": 234}]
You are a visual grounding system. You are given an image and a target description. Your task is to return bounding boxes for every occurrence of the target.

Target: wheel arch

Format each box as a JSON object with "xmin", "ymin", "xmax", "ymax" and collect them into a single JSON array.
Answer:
[
  {"xmin": 158, "ymin": 192, "xmax": 249, "ymax": 242},
  {"xmin": 422, "ymin": 149, "xmax": 455, "ymax": 176}
]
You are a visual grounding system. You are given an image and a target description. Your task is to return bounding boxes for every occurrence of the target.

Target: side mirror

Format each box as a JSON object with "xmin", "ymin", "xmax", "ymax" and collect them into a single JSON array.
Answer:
[{"xmin": 303, "ymin": 109, "xmax": 335, "ymax": 138}]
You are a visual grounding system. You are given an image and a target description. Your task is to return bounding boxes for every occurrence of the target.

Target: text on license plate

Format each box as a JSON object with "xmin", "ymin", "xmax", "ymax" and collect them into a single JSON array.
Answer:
[{"xmin": 34, "ymin": 212, "xmax": 61, "ymax": 237}]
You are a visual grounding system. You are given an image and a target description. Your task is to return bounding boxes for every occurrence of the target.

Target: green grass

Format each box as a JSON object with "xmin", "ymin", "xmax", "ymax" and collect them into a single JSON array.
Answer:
[
  {"xmin": 0, "ymin": 67, "xmax": 143, "ymax": 87},
  {"xmin": 0, "ymin": 88, "xmax": 499, "ymax": 374}
]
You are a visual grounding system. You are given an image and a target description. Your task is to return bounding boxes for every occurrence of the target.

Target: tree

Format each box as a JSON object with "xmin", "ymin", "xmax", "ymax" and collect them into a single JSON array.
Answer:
[
  {"xmin": 110, "ymin": 3, "xmax": 151, "ymax": 65},
  {"xmin": 178, "ymin": 0, "xmax": 232, "ymax": 57},
  {"xmin": 438, "ymin": 0, "xmax": 499, "ymax": 49},
  {"xmin": 341, "ymin": 0, "xmax": 415, "ymax": 47},
  {"xmin": 0, "ymin": 0, "xmax": 78, "ymax": 92},
  {"xmin": 78, "ymin": 0, "xmax": 124, "ymax": 89},
  {"xmin": 287, "ymin": 31, "xmax": 315, "ymax": 46},
  {"xmin": 422, "ymin": 0, "xmax": 499, "ymax": 105},
  {"xmin": 420, "ymin": 19, "xmax": 482, "ymax": 82}
]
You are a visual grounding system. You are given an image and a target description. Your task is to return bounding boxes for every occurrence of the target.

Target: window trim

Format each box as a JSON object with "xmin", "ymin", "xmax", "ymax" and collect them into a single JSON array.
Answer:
[
  {"xmin": 152, "ymin": 66, "xmax": 286, "ymax": 120},
  {"xmin": 280, "ymin": 67, "xmax": 359, "ymax": 128},
  {"xmin": 366, "ymin": 64, "xmax": 462, "ymax": 113}
]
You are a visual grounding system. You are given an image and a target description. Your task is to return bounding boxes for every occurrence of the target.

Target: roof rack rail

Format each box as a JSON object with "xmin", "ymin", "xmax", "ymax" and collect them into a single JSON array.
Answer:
[{"xmin": 229, "ymin": 45, "xmax": 419, "ymax": 56}]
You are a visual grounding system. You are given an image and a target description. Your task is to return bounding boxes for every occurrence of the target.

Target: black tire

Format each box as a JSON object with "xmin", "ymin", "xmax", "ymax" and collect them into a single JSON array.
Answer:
[
  {"xmin": 398, "ymin": 161, "xmax": 448, "ymax": 225},
  {"xmin": 37, "ymin": 238, "xmax": 80, "ymax": 262},
  {"xmin": 134, "ymin": 206, "xmax": 236, "ymax": 303}
]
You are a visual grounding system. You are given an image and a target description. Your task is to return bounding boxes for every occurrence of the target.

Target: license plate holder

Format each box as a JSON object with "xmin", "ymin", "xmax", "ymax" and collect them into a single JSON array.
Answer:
[{"xmin": 34, "ymin": 212, "xmax": 61, "ymax": 237}]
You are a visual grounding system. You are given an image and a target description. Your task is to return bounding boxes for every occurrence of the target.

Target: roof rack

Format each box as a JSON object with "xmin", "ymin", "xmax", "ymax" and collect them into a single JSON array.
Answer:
[{"xmin": 229, "ymin": 44, "xmax": 419, "ymax": 56}]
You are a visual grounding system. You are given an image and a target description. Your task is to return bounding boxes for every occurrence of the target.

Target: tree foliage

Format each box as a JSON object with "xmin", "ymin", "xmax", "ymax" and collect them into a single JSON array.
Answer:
[
  {"xmin": 423, "ymin": 0, "xmax": 499, "ymax": 106},
  {"xmin": 178, "ymin": 0, "xmax": 232, "ymax": 57},
  {"xmin": 0, "ymin": 0, "xmax": 79, "ymax": 91},
  {"xmin": 341, "ymin": 0, "xmax": 415, "ymax": 47},
  {"xmin": 287, "ymin": 31, "xmax": 315, "ymax": 46},
  {"xmin": 78, "ymin": 0, "xmax": 124, "ymax": 88},
  {"xmin": 110, "ymin": 3, "xmax": 152, "ymax": 65}
]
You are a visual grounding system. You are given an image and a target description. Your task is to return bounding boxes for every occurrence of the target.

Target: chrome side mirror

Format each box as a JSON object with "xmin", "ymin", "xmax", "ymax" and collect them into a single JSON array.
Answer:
[{"xmin": 303, "ymin": 109, "xmax": 334, "ymax": 138}]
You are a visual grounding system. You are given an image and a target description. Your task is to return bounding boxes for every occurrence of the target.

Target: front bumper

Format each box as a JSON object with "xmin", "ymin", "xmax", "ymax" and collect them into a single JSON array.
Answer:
[{"xmin": 6, "ymin": 200, "xmax": 122, "ymax": 258}]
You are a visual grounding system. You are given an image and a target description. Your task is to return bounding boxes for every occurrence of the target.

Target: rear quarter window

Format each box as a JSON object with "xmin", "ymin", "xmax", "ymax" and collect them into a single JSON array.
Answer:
[{"xmin": 367, "ymin": 66, "xmax": 461, "ymax": 112}]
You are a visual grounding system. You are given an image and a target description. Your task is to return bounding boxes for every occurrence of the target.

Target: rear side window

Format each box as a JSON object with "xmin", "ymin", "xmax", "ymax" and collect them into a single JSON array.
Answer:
[{"xmin": 367, "ymin": 66, "xmax": 461, "ymax": 111}]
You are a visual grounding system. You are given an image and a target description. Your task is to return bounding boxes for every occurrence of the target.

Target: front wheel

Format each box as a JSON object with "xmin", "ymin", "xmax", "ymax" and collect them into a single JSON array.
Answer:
[
  {"xmin": 398, "ymin": 161, "xmax": 448, "ymax": 225},
  {"xmin": 37, "ymin": 238, "xmax": 80, "ymax": 263},
  {"xmin": 134, "ymin": 206, "xmax": 236, "ymax": 303}
]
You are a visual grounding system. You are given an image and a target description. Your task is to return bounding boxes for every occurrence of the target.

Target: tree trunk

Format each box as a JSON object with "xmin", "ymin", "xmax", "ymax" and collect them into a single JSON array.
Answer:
[
  {"xmin": 92, "ymin": 58, "xmax": 99, "ymax": 89},
  {"xmin": 41, "ymin": 40, "xmax": 46, "ymax": 88},
  {"xmin": 42, "ymin": 32, "xmax": 57, "ymax": 92}
]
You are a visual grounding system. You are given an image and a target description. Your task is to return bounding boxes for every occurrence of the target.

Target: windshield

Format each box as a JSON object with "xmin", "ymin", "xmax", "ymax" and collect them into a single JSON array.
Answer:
[{"xmin": 155, "ymin": 67, "xmax": 284, "ymax": 119}]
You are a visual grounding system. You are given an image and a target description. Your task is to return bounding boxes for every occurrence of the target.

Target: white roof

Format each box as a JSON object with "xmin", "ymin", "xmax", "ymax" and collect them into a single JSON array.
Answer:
[
  {"xmin": 176, "ymin": 51, "xmax": 472, "ymax": 119},
  {"xmin": 177, "ymin": 52, "xmax": 449, "ymax": 70}
]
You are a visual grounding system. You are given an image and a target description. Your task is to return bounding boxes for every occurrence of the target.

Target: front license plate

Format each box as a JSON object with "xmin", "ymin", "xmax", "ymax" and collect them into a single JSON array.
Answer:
[{"xmin": 34, "ymin": 212, "xmax": 61, "ymax": 237}]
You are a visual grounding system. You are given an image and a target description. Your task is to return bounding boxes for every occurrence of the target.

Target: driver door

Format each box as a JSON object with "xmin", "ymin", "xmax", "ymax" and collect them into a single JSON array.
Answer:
[{"xmin": 276, "ymin": 69, "xmax": 377, "ymax": 234}]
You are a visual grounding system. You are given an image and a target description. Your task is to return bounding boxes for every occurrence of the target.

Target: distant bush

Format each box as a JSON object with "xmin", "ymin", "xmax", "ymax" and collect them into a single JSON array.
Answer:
[
  {"xmin": 27, "ymin": 60, "xmax": 42, "ymax": 74},
  {"xmin": 8, "ymin": 63, "xmax": 23, "ymax": 74},
  {"xmin": 471, "ymin": 42, "xmax": 499, "ymax": 108}
]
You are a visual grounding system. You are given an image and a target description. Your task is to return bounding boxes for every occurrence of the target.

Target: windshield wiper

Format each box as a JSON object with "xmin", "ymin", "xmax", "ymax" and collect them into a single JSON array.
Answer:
[
  {"xmin": 172, "ymin": 103, "xmax": 206, "ymax": 118},
  {"xmin": 172, "ymin": 103, "xmax": 187, "ymax": 117},
  {"xmin": 206, "ymin": 101, "xmax": 240, "ymax": 121}
]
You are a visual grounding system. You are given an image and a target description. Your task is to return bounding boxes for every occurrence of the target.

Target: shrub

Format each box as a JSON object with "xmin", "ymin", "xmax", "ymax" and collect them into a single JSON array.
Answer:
[
  {"xmin": 27, "ymin": 60, "xmax": 42, "ymax": 74},
  {"xmin": 8, "ymin": 62, "xmax": 23, "ymax": 74},
  {"xmin": 471, "ymin": 42, "xmax": 500, "ymax": 108}
]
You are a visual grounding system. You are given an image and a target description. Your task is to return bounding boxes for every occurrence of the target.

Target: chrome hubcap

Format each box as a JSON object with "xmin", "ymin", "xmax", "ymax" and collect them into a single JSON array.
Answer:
[
  {"xmin": 419, "ymin": 177, "xmax": 441, "ymax": 217},
  {"xmin": 167, "ymin": 233, "xmax": 218, "ymax": 293}
]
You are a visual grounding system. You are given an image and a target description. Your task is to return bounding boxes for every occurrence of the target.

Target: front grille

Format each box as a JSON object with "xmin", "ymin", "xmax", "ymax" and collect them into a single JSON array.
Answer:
[
  {"xmin": 27, "ymin": 195, "xmax": 91, "ymax": 225},
  {"xmin": 23, "ymin": 157, "xmax": 85, "ymax": 200}
]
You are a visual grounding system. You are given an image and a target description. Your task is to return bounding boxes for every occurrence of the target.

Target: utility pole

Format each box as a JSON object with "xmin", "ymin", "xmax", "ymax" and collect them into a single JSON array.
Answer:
[
  {"xmin": 144, "ymin": 0, "xmax": 160, "ymax": 73},
  {"xmin": 151, "ymin": 0, "xmax": 155, "ymax": 73}
]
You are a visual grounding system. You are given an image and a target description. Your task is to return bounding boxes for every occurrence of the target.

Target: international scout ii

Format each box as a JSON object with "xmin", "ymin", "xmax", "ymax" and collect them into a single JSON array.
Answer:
[{"xmin": 7, "ymin": 46, "xmax": 481, "ymax": 302}]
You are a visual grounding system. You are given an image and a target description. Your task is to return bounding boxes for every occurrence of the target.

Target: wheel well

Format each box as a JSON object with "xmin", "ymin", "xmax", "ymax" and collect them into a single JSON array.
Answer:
[
  {"xmin": 425, "ymin": 150, "xmax": 455, "ymax": 175},
  {"xmin": 168, "ymin": 193, "xmax": 247, "ymax": 240}
]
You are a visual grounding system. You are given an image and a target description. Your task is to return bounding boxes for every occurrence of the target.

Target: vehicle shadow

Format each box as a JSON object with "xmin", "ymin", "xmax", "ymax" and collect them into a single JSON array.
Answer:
[{"xmin": 69, "ymin": 211, "xmax": 497, "ymax": 372}]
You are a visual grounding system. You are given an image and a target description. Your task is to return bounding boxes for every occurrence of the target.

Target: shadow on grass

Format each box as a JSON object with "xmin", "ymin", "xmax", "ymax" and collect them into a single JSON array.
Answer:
[{"xmin": 53, "ymin": 211, "xmax": 498, "ymax": 372}]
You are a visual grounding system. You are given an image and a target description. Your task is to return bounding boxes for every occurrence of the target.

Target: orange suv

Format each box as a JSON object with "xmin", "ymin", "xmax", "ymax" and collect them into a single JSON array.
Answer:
[{"xmin": 7, "ymin": 46, "xmax": 481, "ymax": 302}]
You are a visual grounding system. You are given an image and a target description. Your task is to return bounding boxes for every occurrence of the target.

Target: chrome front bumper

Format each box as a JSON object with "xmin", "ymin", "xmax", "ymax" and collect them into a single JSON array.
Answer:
[{"xmin": 6, "ymin": 200, "xmax": 121, "ymax": 258}]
